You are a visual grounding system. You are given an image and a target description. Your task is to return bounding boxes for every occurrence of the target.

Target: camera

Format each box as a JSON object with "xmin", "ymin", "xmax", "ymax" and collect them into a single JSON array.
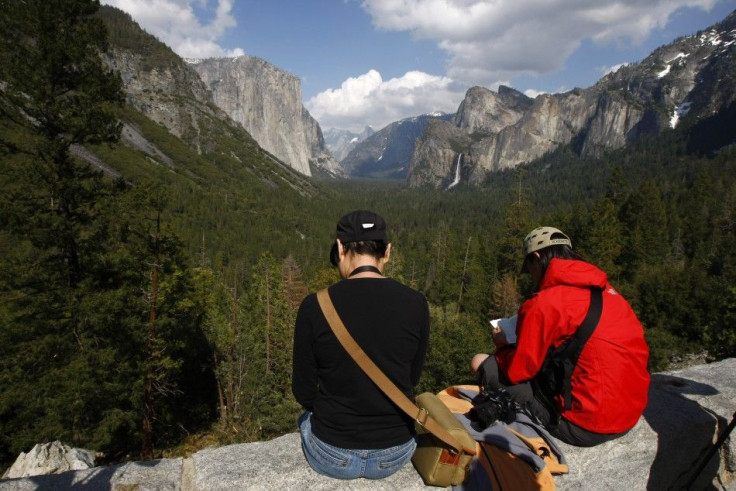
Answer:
[{"xmin": 470, "ymin": 387, "xmax": 517, "ymax": 428}]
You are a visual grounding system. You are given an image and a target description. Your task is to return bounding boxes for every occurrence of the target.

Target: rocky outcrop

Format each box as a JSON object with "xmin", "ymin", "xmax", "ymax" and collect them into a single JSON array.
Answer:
[
  {"xmin": 190, "ymin": 56, "xmax": 342, "ymax": 178},
  {"xmin": 408, "ymin": 11, "xmax": 736, "ymax": 188},
  {"xmin": 2, "ymin": 358, "xmax": 735, "ymax": 490},
  {"xmin": 557, "ymin": 358, "xmax": 736, "ymax": 490},
  {"xmin": 2, "ymin": 442, "xmax": 95, "ymax": 479},
  {"xmin": 454, "ymin": 85, "xmax": 534, "ymax": 135}
]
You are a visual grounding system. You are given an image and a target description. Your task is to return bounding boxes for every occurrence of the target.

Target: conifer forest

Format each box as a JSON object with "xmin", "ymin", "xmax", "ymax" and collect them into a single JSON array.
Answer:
[{"xmin": 1, "ymin": 0, "xmax": 735, "ymax": 467}]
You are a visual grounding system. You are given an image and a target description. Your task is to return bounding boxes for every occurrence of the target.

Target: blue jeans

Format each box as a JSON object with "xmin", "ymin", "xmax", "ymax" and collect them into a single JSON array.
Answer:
[{"xmin": 298, "ymin": 412, "xmax": 416, "ymax": 480}]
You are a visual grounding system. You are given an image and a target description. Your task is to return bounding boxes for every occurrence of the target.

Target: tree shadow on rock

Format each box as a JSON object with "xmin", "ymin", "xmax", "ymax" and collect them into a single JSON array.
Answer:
[
  {"xmin": 644, "ymin": 373, "xmax": 725, "ymax": 490},
  {"xmin": 8, "ymin": 458, "xmax": 176, "ymax": 490}
]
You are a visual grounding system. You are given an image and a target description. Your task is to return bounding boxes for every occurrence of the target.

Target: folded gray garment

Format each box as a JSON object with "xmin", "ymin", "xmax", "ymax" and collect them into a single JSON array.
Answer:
[{"xmin": 452, "ymin": 386, "xmax": 568, "ymax": 472}]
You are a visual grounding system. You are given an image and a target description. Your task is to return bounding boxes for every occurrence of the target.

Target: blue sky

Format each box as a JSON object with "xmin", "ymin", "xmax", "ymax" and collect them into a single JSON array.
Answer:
[{"xmin": 101, "ymin": 0, "xmax": 735, "ymax": 133}]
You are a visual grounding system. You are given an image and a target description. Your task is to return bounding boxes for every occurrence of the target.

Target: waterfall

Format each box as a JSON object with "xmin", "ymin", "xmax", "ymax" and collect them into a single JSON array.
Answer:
[{"xmin": 446, "ymin": 153, "xmax": 462, "ymax": 190}]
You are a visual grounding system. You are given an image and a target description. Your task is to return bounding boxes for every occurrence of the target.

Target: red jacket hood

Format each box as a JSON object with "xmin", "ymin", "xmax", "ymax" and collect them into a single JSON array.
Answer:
[{"xmin": 539, "ymin": 259, "xmax": 608, "ymax": 290}]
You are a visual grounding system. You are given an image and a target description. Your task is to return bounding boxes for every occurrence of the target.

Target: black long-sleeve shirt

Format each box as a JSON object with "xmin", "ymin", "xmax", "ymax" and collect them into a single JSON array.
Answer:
[{"xmin": 292, "ymin": 277, "xmax": 430, "ymax": 449}]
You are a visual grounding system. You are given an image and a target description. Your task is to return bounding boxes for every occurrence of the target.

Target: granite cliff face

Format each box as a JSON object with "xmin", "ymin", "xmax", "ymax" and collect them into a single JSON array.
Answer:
[
  {"xmin": 97, "ymin": 6, "xmax": 320, "ymax": 196},
  {"xmin": 341, "ymin": 113, "xmax": 453, "ymax": 179},
  {"xmin": 406, "ymin": 119, "xmax": 472, "ymax": 188},
  {"xmin": 103, "ymin": 46, "xmax": 224, "ymax": 154},
  {"xmin": 408, "ymin": 11, "xmax": 736, "ymax": 188},
  {"xmin": 190, "ymin": 56, "xmax": 342, "ymax": 178}
]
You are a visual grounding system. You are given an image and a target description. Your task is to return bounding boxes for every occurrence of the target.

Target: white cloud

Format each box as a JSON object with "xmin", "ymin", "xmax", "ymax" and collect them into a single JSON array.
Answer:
[
  {"xmin": 600, "ymin": 63, "xmax": 630, "ymax": 76},
  {"xmin": 361, "ymin": 0, "xmax": 719, "ymax": 88},
  {"xmin": 523, "ymin": 89, "xmax": 546, "ymax": 99},
  {"xmin": 306, "ymin": 70, "xmax": 465, "ymax": 133},
  {"xmin": 101, "ymin": 0, "xmax": 244, "ymax": 58}
]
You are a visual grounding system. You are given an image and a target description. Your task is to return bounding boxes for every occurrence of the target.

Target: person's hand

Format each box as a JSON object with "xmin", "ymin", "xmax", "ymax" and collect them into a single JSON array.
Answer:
[{"xmin": 492, "ymin": 326, "xmax": 508, "ymax": 348}]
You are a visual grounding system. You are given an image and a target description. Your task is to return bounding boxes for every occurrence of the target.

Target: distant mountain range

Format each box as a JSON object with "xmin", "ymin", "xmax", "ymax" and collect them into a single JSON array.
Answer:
[
  {"xmin": 406, "ymin": 10, "xmax": 736, "ymax": 188},
  {"xmin": 96, "ymin": 5, "xmax": 735, "ymax": 189},
  {"xmin": 323, "ymin": 126, "xmax": 375, "ymax": 162},
  {"xmin": 325, "ymin": 10, "xmax": 736, "ymax": 186},
  {"xmin": 338, "ymin": 113, "xmax": 454, "ymax": 179}
]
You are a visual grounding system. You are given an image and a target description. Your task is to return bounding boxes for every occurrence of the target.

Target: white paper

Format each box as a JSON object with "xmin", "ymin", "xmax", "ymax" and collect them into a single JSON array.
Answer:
[{"xmin": 490, "ymin": 315, "xmax": 518, "ymax": 344}]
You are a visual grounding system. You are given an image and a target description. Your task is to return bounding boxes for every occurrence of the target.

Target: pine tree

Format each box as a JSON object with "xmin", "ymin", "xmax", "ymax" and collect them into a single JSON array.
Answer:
[
  {"xmin": 0, "ymin": 0, "xmax": 123, "ymax": 153},
  {"xmin": 619, "ymin": 178, "xmax": 669, "ymax": 278},
  {"xmin": 605, "ymin": 165, "xmax": 629, "ymax": 209},
  {"xmin": 281, "ymin": 255, "xmax": 308, "ymax": 311},
  {"xmin": 584, "ymin": 197, "xmax": 624, "ymax": 280},
  {"xmin": 457, "ymin": 236, "xmax": 473, "ymax": 313},
  {"xmin": 240, "ymin": 253, "xmax": 300, "ymax": 439},
  {"xmin": 679, "ymin": 171, "xmax": 719, "ymax": 267},
  {"xmin": 418, "ymin": 305, "xmax": 489, "ymax": 392},
  {"xmin": 489, "ymin": 274, "xmax": 522, "ymax": 319},
  {"xmin": 0, "ymin": 0, "xmax": 128, "ymax": 462},
  {"xmin": 117, "ymin": 188, "xmax": 216, "ymax": 459},
  {"xmin": 495, "ymin": 196, "xmax": 532, "ymax": 276}
]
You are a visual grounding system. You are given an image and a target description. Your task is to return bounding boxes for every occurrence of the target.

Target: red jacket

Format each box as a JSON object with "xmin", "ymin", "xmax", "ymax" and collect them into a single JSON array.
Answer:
[{"xmin": 496, "ymin": 259, "xmax": 650, "ymax": 434}]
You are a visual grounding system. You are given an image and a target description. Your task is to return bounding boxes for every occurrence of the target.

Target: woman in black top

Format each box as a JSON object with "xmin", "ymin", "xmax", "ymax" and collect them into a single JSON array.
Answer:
[{"xmin": 292, "ymin": 210, "xmax": 430, "ymax": 480}]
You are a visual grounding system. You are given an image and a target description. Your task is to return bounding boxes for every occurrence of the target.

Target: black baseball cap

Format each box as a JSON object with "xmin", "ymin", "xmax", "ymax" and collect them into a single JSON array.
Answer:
[
  {"xmin": 336, "ymin": 210, "xmax": 387, "ymax": 243},
  {"xmin": 330, "ymin": 211, "xmax": 387, "ymax": 266}
]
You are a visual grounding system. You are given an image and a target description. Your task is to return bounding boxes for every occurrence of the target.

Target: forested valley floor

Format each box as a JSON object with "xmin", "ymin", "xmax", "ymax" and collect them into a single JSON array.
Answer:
[{"xmin": 2, "ymin": 0, "xmax": 735, "ymax": 469}]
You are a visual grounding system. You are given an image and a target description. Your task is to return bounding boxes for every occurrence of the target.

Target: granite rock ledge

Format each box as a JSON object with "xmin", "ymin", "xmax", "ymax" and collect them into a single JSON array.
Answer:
[{"xmin": 1, "ymin": 358, "xmax": 735, "ymax": 490}]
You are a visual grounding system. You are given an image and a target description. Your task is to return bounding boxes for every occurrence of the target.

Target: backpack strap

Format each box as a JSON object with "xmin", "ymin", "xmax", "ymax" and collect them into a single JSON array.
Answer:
[
  {"xmin": 558, "ymin": 286, "xmax": 603, "ymax": 409},
  {"xmin": 534, "ymin": 286, "xmax": 604, "ymax": 412}
]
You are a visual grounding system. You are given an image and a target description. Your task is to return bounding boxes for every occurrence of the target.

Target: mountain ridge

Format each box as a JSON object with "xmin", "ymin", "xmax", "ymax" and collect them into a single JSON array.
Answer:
[
  {"xmin": 98, "ymin": 6, "xmax": 341, "ymax": 181},
  {"xmin": 339, "ymin": 112, "xmax": 454, "ymax": 179},
  {"xmin": 99, "ymin": 6, "xmax": 735, "ymax": 188},
  {"xmin": 96, "ymin": 6, "xmax": 325, "ymax": 200},
  {"xmin": 405, "ymin": 9, "xmax": 736, "ymax": 188},
  {"xmin": 324, "ymin": 126, "xmax": 375, "ymax": 162}
]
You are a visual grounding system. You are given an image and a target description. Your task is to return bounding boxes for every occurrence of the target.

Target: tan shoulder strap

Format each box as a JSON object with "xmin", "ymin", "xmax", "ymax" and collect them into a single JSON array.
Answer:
[{"xmin": 316, "ymin": 288, "xmax": 468, "ymax": 454}]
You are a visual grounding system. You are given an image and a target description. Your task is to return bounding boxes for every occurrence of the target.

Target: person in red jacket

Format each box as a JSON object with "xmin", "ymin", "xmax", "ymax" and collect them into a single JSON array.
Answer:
[{"xmin": 470, "ymin": 226, "xmax": 650, "ymax": 447}]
